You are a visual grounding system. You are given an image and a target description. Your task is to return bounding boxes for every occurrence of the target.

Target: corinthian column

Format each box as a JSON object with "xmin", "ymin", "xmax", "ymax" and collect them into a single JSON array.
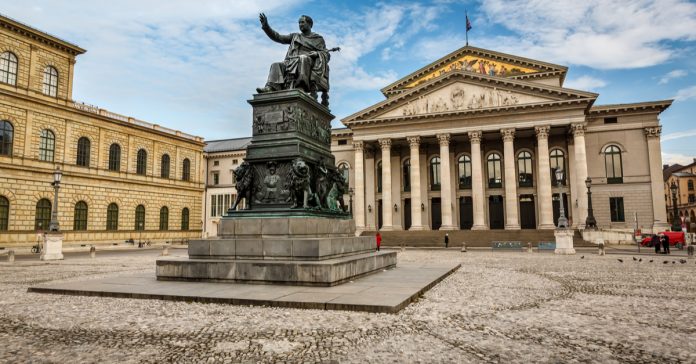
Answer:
[
  {"xmin": 645, "ymin": 127, "xmax": 669, "ymax": 232},
  {"xmin": 571, "ymin": 123, "xmax": 588, "ymax": 228},
  {"xmin": 407, "ymin": 136, "xmax": 425, "ymax": 230},
  {"xmin": 501, "ymin": 128, "xmax": 520, "ymax": 230},
  {"xmin": 437, "ymin": 134, "xmax": 456, "ymax": 230},
  {"xmin": 535, "ymin": 126, "xmax": 555, "ymax": 229},
  {"xmin": 469, "ymin": 131, "xmax": 487, "ymax": 230},
  {"xmin": 379, "ymin": 138, "xmax": 393, "ymax": 230},
  {"xmin": 353, "ymin": 141, "xmax": 366, "ymax": 233}
]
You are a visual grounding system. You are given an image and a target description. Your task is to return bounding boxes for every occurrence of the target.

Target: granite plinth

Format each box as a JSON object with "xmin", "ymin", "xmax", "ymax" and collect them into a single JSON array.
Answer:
[{"xmin": 156, "ymin": 251, "xmax": 397, "ymax": 286}]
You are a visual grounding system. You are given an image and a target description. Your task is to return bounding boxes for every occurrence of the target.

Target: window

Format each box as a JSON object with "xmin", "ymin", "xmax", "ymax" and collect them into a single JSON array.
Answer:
[
  {"xmin": 430, "ymin": 156, "xmax": 441, "ymax": 190},
  {"xmin": 690, "ymin": 194, "xmax": 696, "ymax": 204},
  {"xmin": 42, "ymin": 66, "xmax": 58, "ymax": 97},
  {"xmin": 212, "ymin": 172, "xmax": 219, "ymax": 185},
  {"xmin": 136, "ymin": 149, "xmax": 147, "ymax": 175},
  {"xmin": 211, "ymin": 195, "xmax": 217, "ymax": 217},
  {"xmin": 604, "ymin": 117, "xmax": 618, "ymax": 124},
  {"xmin": 76, "ymin": 137, "xmax": 90, "ymax": 167},
  {"xmin": 159, "ymin": 206, "xmax": 169, "ymax": 230},
  {"xmin": 604, "ymin": 145, "xmax": 623, "ymax": 184},
  {"xmin": 161, "ymin": 154, "xmax": 170, "ymax": 178},
  {"xmin": 487, "ymin": 153, "xmax": 502, "ymax": 188},
  {"xmin": 550, "ymin": 149, "xmax": 565, "ymax": 185},
  {"xmin": 181, "ymin": 208, "xmax": 189, "ymax": 231},
  {"xmin": 458, "ymin": 155, "xmax": 472, "ymax": 189},
  {"xmin": 338, "ymin": 139, "xmax": 348, "ymax": 145},
  {"xmin": 182, "ymin": 158, "xmax": 191, "ymax": 181},
  {"xmin": 689, "ymin": 180, "xmax": 694, "ymax": 191},
  {"xmin": 0, "ymin": 120, "xmax": 13, "ymax": 156},
  {"xmin": 0, "ymin": 195, "xmax": 8, "ymax": 231},
  {"xmin": 517, "ymin": 151, "xmax": 533, "ymax": 187},
  {"xmin": 35, "ymin": 198, "xmax": 51, "ymax": 231},
  {"xmin": 106, "ymin": 203, "xmax": 118, "ymax": 231},
  {"xmin": 376, "ymin": 161, "xmax": 383, "ymax": 193},
  {"xmin": 135, "ymin": 205, "xmax": 145, "ymax": 230},
  {"xmin": 338, "ymin": 162, "xmax": 350, "ymax": 187},
  {"xmin": 39, "ymin": 129, "xmax": 55, "ymax": 162},
  {"xmin": 232, "ymin": 159, "xmax": 238, "ymax": 164},
  {"xmin": 108, "ymin": 143, "xmax": 121, "ymax": 171},
  {"xmin": 73, "ymin": 201, "xmax": 88, "ymax": 231},
  {"xmin": 0, "ymin": 52, "xmax": 17, "ymax": 85},
  {"xmin": 402, "ymin": 159, "xmax": 410, "ymax": 192},
  {"xmin": 211, "ymin": 194, "xmax": 234, "ymax": 216},
  {"xmin": 213, "ymin": 160, "xmax": 219, "ymax": 166},
  {"xmin": 610, "ymin": 197, "xmax": 625, "ymax": 222}
]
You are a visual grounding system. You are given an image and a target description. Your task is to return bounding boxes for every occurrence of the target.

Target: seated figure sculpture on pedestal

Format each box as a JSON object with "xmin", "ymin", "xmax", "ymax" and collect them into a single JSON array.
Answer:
[{"xmin": 256, "ymin": 13, "xmax": 336, "ymax": 107}]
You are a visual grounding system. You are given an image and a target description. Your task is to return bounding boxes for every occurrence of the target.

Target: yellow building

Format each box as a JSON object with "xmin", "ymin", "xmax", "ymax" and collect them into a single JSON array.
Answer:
[
  {"xmin": 663, "ymin": 161, "xmax": 696, "ymax": 230},
  {"xmin": 0, "ymin": 15, "xmax": 205, "ymax": 247}
]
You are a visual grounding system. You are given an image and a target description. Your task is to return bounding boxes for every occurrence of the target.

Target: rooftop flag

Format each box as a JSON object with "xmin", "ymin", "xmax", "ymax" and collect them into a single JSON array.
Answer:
[{"xmin": 465, "ymin": 11, "xmax": 472, "ymax": 46}]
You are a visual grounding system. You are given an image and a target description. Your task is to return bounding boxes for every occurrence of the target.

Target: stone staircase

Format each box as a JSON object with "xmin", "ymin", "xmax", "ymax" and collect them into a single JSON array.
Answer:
[{"xmin": 363, "ymin": 229, "xmax": 593, "ymax": 248}]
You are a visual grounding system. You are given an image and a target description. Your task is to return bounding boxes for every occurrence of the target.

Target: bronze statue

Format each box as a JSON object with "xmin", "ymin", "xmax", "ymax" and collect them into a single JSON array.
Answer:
[
  {"xmin": 256, "ymin": 13, "xmax": 338, "ymax": 106},
  {"xmin": 231, "ymin": 162, "xmax": 254, "ymax": 210}
]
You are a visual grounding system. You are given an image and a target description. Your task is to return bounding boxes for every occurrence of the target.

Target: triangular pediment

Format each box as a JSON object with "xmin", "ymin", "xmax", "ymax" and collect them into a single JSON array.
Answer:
[
  {"xmin": 343, "ymin": 71, "xmax": 596, "ymax": 124},
  {"xmin": 381, "ymin": 46, "xmax": 568, "ymax": 97}
]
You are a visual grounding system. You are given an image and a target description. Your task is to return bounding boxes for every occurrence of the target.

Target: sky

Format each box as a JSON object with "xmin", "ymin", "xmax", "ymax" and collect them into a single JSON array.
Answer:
[{"xmin": 3, "ymin": 0, "xmax": 696, "ymax": 164}]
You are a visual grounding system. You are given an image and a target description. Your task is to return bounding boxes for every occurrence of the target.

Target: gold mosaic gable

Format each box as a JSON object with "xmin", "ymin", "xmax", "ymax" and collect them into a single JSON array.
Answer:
[{"xmin": 405, "ymin": 55, "xmax": 541, "ymax": 89}]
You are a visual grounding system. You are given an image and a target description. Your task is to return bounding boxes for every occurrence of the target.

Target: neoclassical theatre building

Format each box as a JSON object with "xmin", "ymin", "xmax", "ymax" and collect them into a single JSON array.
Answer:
[
  {"xmin": 0, "ymin": 15, "xmax": 205, "ymax": 247},
  {"xmin": 332, "ymin": 46, "xmax": 671, "ymax": 234}
]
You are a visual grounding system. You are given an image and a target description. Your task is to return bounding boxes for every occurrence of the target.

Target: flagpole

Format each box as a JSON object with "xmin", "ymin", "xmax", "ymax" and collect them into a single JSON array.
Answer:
[{"xmin": 465, "ymin": 10, "xmax": 470, "ymax": 46}]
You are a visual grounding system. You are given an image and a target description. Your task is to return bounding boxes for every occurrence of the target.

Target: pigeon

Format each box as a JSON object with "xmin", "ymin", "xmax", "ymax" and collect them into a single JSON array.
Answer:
[
  {"xmin": 649, "ymin": 260, "xmax": 654, "ymax": 263},
  {"xmin": 581, "ymin": 256, "xmax": 585, "ymax": 259},
  {"xmin": 663, "ymin": 261, "xmax": 669, "ymax": 264},
  {"xmin": 633, "ymin": 257, "xmax": 637, "ymax": 261},
  {"xmin": 617, "ymin": 259, "xmax": 623, "ymax": 263},
  {"xmin": 673, "ymin": 261, "xmax": 676, "ymax": 264},
  {"xmin": 680, "ymin": 259, "xmax": 687, "ymax": 264},
  {"xmin": 639, "ymin": 258, "xmax": 642, "ymax": 262}
]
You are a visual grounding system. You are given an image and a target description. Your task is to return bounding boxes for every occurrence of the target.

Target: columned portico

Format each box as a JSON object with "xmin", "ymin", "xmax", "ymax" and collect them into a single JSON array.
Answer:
[
  {"xmin": 501, "ymin": 128, "xmax": 520, "ymax": 230},
  {"xmin": 379, "ymin": 138, "xmax": 394, "ymax": 230},
  {"xmin": 535, "ymin": 126, "xmax": 555, "ymax": 229},
  {"xmin": 407, "ymin": 136, "xmax": 426, "ymax": 230},
  {"xmin": 353, "ymin": 141, "xmax": 366, "ymax": 232},
  {"xmin": 571, "ymin": 124, "xmax": 588, "ymax": 229},
  {"xmin": 437, "ymin": 134, "xmax": 457, "ymax": 230},
  {"xmin": 468, "ymin": 131, "xmax": 487, "ymax": 230}
]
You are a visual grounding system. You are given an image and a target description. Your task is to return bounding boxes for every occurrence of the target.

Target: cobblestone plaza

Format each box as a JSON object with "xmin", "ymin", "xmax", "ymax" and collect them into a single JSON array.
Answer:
[{"xmin": 1, "ymin": 250, "xmax": 695, "ymax": 363}]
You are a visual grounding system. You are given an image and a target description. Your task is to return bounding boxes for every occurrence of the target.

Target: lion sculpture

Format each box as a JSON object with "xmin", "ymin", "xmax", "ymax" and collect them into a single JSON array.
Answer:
[
  {"xmin": 231, "ymin": 162, "xmax": 254, "ymax": 210},
  {"xmin": 287, "ymin": 158, "xmax": 313, "ymax": 208}
]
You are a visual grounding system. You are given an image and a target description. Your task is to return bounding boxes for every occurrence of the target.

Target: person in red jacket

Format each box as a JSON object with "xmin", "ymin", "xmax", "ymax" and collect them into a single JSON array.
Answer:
[{"xmin": 376, "ymin": 232, "xmax": 382, "ymax": 251}]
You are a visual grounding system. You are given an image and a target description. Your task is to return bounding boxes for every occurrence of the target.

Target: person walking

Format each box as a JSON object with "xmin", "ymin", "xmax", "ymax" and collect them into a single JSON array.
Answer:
[
  {"xmin": 662, "ymin": 233, "xmax": 670, "ymax": 254},
  {"xmin": 375, "ymin": 232, "xmax": 382, "ymax": 252},
  {"xmin": 652, "ymin": 234, "xmax": 661, "ymax": 254},
  {"xmin": 444, "ymin": 233, "xmax": 449, "ymax": 248}
]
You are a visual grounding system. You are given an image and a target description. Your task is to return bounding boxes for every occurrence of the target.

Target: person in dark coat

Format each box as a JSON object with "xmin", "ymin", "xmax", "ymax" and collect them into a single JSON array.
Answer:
[
  {"xmin": 375, "ymin": 232, "xmax": 381, "ymax": 251},
  {"xmin": 662, "ymin": 233, "xmax": 670, "ymax": 254},
  {"xmin": 444, "ymin": 233, "xmax": 449, "ymax": 248},
  {"xmin": 652, "ymin": 234, "xmax": 661, "ymax": 254}
]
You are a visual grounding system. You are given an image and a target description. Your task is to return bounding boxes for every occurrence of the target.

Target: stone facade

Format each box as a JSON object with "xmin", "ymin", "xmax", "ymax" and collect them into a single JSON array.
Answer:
[
  {"xmin": 663, "ymin": 160, "xmax": 696, "ymax": 230},
  {"xmin": 0, "ymin": 15, "xmax": 204, "ymax": 247}
]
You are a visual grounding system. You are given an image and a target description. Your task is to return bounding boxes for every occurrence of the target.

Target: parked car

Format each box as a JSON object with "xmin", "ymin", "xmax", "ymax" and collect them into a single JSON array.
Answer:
[{"xmin": 641, "ymin": 231, "xmax": 685, "ymax": 249}]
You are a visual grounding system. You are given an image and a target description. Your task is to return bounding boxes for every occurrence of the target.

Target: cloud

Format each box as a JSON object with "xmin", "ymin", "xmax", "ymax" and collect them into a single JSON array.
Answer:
[
  {"xmin": 662, "ymin": 151, "xmax": 696, "ymax": 165},
  {"xmin": 662, "ymin": 128, "xmax": 696, "ymax": 141},
  {"xmin": 659, "ymin": 69, "xmax": 688, "ymax": 84},
  {"xmin": 474, "ymin": 0, "xmax": 696, "ymax": 69},
  {"xmin": 674, "ymin": 85, "xmax": 696, "ymax": 101},
  {"xmin": 564, "ymin": 76, "xmax": 607, "ymax": 91}
]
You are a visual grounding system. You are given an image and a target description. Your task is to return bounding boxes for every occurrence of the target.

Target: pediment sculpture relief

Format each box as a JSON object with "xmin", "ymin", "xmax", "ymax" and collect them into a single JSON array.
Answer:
[{"xmin": 401, "ymin": 86, "xmax": 521, "ymax": 116}]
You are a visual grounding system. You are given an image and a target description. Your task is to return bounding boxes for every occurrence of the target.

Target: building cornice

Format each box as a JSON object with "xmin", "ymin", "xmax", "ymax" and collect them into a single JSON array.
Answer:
[
  {"xmin": 589, "ymin": 100, "xmax": 673, "ymax": 116},
  {"xmin": 0, "ymin": 14, "xmax": 86, "ymax": 56}
]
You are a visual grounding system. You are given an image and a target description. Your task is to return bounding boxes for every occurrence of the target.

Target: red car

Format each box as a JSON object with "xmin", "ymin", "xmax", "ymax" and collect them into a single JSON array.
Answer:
[{"xmin": 641, "ymin": 231, "xmax": 686, "ymax": 249}]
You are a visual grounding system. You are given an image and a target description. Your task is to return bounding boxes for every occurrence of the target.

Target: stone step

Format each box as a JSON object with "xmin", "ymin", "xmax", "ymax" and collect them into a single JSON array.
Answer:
[{"xmin": 364, "ymin": 229, "xmax": 593, "ymax": 247}]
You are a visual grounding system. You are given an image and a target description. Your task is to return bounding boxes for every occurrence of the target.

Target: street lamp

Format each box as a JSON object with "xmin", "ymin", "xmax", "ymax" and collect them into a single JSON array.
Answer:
[
  {"xmin": 555, "ymin": 168, "xmax": 568, "ymax": 228},
  {"xmin": 670, "ymin": 181, "xmax": 681, "ymax": 232},
  {"xmin": 49, "ymin": 166, "xmax": 62, "ymax": 232},
  {"xmin": 585, "ymin": 177, "xmax": 597, "ymax": 229},
  {"xmin": 348, "ymin": 187, "xmax": 354, "ymax": 214}
]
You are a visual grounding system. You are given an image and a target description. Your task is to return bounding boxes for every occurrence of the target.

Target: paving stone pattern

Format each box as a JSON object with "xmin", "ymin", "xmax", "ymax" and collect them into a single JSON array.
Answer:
[{"xmin": 1, "ymin": 251, "xmax": 695, "ymax": 363}]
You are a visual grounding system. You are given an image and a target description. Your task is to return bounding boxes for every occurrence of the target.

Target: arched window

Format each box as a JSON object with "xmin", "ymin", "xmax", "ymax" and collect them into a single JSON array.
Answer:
[
  {"xmin": 458, "ymin": 155, "xmax": 472, "ymax": 189},
  {"xmin": 550, "ymin": 149, "xmax": 565, "ymax": 185},
  {"xmin": 403, "ymin": 159, "xmax": 411, "ymax": 192},
  {"xmin": 39, "ymin": 129, "xmax": 55, "ymax": 162},
  {"xmin": 0, "ymin": 120, "xmax": 13, "ymax": 156},
  {"xmin": 42, "ymin": 66, "xmax": 58, "ymax": 97},
  {"xmin": 108, "ymin": 143, "xmax": 121, "ymax": 171},
  {"xmin": 517, "ymin": 151, "xmax": 533, "ymax": 187},
  {"xmin": 430, "ymin": 156, "xmax": 441, "ymax": 190},
  {"xmin": 159, "ymin": 206, "xmax": 169, "ymax": 231},
  {"xmin": 0, "ymin": 52, "xmax": 18, "ymax": 85},
  {"xmin": 161, "ymin": 154, "xmax": 170, "ymax": 178},
  {"xmin": 182, "ymin": 158, "xmax": 191, "ymax": 181},
  {"xmin": 73, "ymin": 201, "xmax": 88, "ymax": 230},
  {"xmin": 604, "ymin": 145, "xmax": 623, "ymax": 184},
  {"xmin": 338, "ymin": 162, "xmax": 350, "ymax": 186},
  {"xmin": 76, "ymin": 137, "xmax": 91, "ymax": 167},
  {"xmin": 376, "ymin": 160, "xmax": 383, "ymax": 193},
  {"xmin": 181, "ymin": 207, "xmax": 189, "ymax": 231},
  {"xmin": 135, "ymin": 205, "xmax": 145, "ymax": 230},
  {"xmin": 0, "ymin": 195, "xmax": 8, "ymax": 231},
  {"xmin": 487, "ymin": 153, "xmax": 502, "ymax": 188},
  {"xmin": 136, "ymin": 149, "xmax": 147, "ymax": 175},
  {"xmin": 35, "ymin": 198, "xmax": 51, "ymax": 231},
  {"xmin": 106, "ymin": 203, "xmax": 118, "ymax": 231}
]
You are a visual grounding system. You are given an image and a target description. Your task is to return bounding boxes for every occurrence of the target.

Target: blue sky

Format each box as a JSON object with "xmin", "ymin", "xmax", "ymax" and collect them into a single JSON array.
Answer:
[{"xmin": 3, "ymin": 0, "xmax": 696, "ymax": 164}]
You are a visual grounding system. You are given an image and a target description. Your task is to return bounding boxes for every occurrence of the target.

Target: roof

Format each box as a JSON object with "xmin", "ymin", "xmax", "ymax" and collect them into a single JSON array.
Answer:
[
  {"xmin": 204, "ymin": 137, "xmax": 251, "ymax": 153},
  {"xmin": 589, "ymin": 100, "xmax": 673, "ymax": 116},
  {"xmin": 0, "ymin": 14, "xmax": 86, "ymax": 55},
  {"xmin": 664, "ymin": 164, "xmax": 684, "ymax": 181}
]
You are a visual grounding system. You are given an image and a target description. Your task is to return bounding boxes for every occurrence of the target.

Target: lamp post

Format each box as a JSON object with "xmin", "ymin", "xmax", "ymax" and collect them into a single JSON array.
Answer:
[
  {"xmin": 670, "ymin": 181, "xmax": 681, "ymax": 232},
  {"xmin": 555, "ymin": 168, "xmax": 568, "ymax": 229},
  {"xmin": 49, "ymin": 166, "xmax": 62, "ymax": 232},
  {"xmin": 585, "ymin": 177, "xmax": 597, "ymax": 229},
  {"xmin": 348, "ymin": 187, "xmax": 354, "ymax": 214}
]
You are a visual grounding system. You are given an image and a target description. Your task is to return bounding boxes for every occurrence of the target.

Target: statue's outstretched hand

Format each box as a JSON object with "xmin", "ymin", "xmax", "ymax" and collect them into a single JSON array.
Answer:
[{"xmin": 259, "ymin": 13, "xmax": 268, "ymax": 27}]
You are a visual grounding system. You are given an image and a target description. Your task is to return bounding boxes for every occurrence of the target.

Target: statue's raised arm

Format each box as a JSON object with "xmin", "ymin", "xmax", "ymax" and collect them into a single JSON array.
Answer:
[{"xmin": 256, "ymin": 14, "xmax": 336, "ymax": 107}]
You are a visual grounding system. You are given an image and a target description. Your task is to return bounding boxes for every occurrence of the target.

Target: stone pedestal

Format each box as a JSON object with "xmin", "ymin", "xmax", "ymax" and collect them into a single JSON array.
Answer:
[
  {"xmin": 41, "ymin": 232, "xmax": 64, "ymax": 260},
  {"xmin": 554, "ymin": 229, "xmax": 576, "ymax": 255}
]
